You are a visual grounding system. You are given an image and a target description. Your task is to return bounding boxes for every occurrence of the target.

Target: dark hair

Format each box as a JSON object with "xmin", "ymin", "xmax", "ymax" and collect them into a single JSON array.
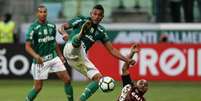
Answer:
[
  {"xmin": 4, "ymin": 13, "xmax": 12, "ymax": 23},
  {"xmin": 37, "ymin": 4, "xmax": 47, "ymax": 11},
  {"xmin": 93, "ymin": 4, "xmax": 104, "ymax": 13}
]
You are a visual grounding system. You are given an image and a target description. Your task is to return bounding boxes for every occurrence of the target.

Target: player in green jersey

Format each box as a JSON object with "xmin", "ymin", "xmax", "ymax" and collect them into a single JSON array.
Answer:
[
  {"xmin": 25, "ymin": 5, "xmax": 73, "ymax": 101},
  {"xmin": 58, "ymin": 4, "xmax": 134, "ymax": 101}
]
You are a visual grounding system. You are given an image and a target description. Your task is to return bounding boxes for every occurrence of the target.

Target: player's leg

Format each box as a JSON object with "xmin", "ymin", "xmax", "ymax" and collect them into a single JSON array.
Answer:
[
  {"xmin": 56, "ymin": 70, "xmax": 74, "ymax": 101},
  {"xmin": 79, "ymin": 47, "xmax": 103, "ymax": 101},
  {"xmin": 63, "ymin": 43, "xmax": 101, "ymax": 101},
  {"xmin": 26, "ymin": 63, "xmax": 47, "ymax": 101},
  {"xmin": 79, "ymin": 73, "xmax": 102, "ymax": 101},
  {"xmin": 71, "ymin": 20, "xmax": 92, "ymax": 48},
  {"xmin": 26, "ymin": 80, "xmax": 43, "ymax": 101},
  {"xmin": 49, "ymin": 57, "xmax": 73, "ymax": 101},
  {"xmin": 121, "ymin": 44, "xmax": 139, "ymax": 87}
]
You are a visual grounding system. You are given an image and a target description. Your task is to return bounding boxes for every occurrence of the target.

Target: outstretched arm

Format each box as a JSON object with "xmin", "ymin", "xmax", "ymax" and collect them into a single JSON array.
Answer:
[
  {"xmin": 122, "ymin": 44, "xmax": 139, "ymax": 75},
  {"xmin": 121, "ymin": 44, "xmax": 139, "ymax": 87},
  {"xmin": 103, "ymin": 41, "xmax": 132, "ymax": 64},
  {"xmin": 58, "ymin": 23, "xmax": 70, "ymax": 41}
]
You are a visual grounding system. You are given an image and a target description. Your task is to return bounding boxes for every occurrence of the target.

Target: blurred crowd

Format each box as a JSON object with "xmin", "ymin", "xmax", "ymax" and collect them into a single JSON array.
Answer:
[{"xmin": 156, "ymin": 0, "xmax": 199, "ymax": 22}]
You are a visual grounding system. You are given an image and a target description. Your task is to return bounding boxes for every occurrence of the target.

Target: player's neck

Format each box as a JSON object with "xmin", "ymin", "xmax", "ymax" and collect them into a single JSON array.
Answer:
[{"xmin": 38, "ymin": 19, "xmax": 46, "ymax": 24}]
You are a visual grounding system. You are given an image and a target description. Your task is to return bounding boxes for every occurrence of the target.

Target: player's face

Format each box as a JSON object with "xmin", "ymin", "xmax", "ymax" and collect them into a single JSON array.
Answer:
[
  {"xmin": 37, "ymin": 7, "xmax": 47, "ymax": 22},
  {"xmin": 90, "ymin": 9, "xmax": 104, "ymax": 24},
  {"xmin": 136, "ymin": 79, "xmax": 148, "ymax": 94}
]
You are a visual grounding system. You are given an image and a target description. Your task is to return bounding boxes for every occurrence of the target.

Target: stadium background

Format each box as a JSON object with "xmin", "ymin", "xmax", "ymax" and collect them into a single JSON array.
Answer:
[{"xmin": 1, "ymin": 0, "xmax": 201, "ymax": 101}]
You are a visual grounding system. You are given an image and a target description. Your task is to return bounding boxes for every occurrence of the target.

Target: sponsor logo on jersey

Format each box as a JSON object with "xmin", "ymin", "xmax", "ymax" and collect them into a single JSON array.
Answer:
[
  {"xmin": 131, "ymin": 92, "xmax": 143, "ymax": 101},
  {"xmin": 38, "ymin": 36, "xmax": 54, "ymax": 43},
  {"xmin": 85, "ymin": 35, "xmax": 95, "ymax": 42}
]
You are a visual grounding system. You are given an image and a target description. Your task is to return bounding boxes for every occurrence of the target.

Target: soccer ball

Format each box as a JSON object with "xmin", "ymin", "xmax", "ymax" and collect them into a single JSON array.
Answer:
[{"xmin": 98, "ymin": 76, "xmax": 115, "ymax": 92}]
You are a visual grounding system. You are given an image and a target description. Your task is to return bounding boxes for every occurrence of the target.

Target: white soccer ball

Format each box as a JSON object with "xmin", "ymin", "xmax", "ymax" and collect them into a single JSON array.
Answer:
[{"xmin": 98, "ymin": 76, "xmax": 115, "ymax": 92}]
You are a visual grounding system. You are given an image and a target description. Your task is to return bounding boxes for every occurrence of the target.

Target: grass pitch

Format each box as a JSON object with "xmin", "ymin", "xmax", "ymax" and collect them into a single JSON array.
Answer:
[{"xmin": 0, "ymin": 80, "xmax": 201, "ymax": 101}]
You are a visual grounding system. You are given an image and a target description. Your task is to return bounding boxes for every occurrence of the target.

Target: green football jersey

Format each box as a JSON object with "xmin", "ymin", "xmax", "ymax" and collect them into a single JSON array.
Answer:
[
  {"xmin": 26, "ymin": 20, "xmax": 57, "ymax": 62},
  {"xmin": 68, "ymin": 16, "xmax": 110, "ymax": 52}
]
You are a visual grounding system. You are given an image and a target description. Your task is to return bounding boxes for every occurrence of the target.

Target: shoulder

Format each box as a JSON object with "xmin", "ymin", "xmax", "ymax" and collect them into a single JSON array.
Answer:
[
  {"xmin": 69, "ymin": 16, "xmax": 89, "ymax": 26},
  {"xmin": 7, "ymin": 21, "xmax": 15, "ymax": 26},
  {"xmin": 47, "ymin": 21, "xmax": 56, "ymax": 28},
  {"xmin": 76, "ymin": 16, "xmax": 90, "ymax": 21},
  {"xmin": 71, "ymin": 16, "xmax": 88, "ymax": 22},
  {"xmin": 29, "ymin": 21, "xmax": 41, "ymax": 30},
  {"xmin": 97, "ymin": 24, "xmax": 107, "ymax": 33}
]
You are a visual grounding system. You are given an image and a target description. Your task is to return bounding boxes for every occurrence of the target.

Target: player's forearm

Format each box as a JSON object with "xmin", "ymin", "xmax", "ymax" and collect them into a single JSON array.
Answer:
[
  {"xmin": 110, "ymin": 48, "xmax": 128, "ymax": 62},
  {"xmin": 55, "ymin": 43, "xmax": 63, "ymax": 57},
  {"xmin": 104, "ymin": 42, "xmax": 128, "ymax": 62},
  {"xmin": 58, "ymin": 23, "xmax": 69, "ymax": 41},
  {"xmin": 58, "ymin": 26, "xmax": 67, "ymax": 35},
  {"xmin": 128, "ymin": 51, "xmax": 135, "ymax": 59},
  {"xmin": 122, "ymin": 51, "xmax": 136, "ymax": 75},
  {"xmin": 25, "ymin": 42, "xmax": 40, "ymax": 59}
]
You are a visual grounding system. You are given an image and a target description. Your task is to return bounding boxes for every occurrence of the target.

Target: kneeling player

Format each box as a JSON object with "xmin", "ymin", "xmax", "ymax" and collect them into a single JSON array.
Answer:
[{"xmin": 118, "ymin": 44, "xmax": 148, "ymax": 101}]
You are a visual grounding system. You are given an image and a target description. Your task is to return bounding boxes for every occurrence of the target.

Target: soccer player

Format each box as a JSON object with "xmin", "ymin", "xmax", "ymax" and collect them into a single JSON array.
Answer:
[
  {"xmin": 25, "ymin": 5, "xmax": 73, "ymax": 101},
  {"xmin": 58, "ymin": 4, "xmax": 134, "ymax": 101},
  {"xmin": 118, "ymin": 44, "xmax": 148, "ymax": 101}
]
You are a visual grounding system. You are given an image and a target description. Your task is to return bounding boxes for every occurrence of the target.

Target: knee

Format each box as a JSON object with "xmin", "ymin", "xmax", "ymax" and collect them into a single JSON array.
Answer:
[
  {"xmin": 34, "ymin": 83, "xmax": 43, "ymax": 92},
  {"xmin": 92, "ymin": 73, "xmax": 102, "ymax": 81},
  {"xmin": 62, "ymin": 74, "xmax": 71, "ymax": 84},
  {"xmin": 64, "ymin": 78, "xmax": 71, "ymax": 85}
]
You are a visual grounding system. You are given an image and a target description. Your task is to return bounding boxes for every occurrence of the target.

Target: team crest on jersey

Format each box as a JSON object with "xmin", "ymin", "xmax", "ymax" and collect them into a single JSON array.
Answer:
[
  {"xmin": 44, "ymin": 29, "xmax": 48, "ymax": 35},
  {"xmin": 39, "ymin": 32, "xmax": 42, "ymax": 35},
  {"xmin": 49, "ymin": 28, "xmax": 53, "ymax": 34},
  {"xmin": 90, "ymin": 27, "xmax": 94, "ymax": 33}
]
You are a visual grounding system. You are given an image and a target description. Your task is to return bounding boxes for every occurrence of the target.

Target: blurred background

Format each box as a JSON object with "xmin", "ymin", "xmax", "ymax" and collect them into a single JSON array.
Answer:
[{"xmin": 1, "ymin": 0, "xmax": 201, "ymax": 101}]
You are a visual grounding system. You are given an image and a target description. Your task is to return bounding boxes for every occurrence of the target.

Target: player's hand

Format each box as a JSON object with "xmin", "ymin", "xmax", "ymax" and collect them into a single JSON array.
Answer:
[
  {"xmin": 125, "ymin": 58, "xmax": 134, "ymax": 65},
  {"xmin": 131, "ymin": 43, "xmax": 140, "ymax": 53},
  {"xmin": 62, "ymin": 34, "xmax": 68, "ymax": 41},
  {"xmin": 129, "ymin": 59, "xmax": 136, "ymax": 65},
  {"xmin": 126, "ymin": 43, "xmax": 140, "ymax": 60},
  {"xmin": 35, "ymin": 55, "xmax": 43, "ymax": 64},
  {"xmin": 59, "ymin": 56, "xmax": 66, "ymax": 63}
]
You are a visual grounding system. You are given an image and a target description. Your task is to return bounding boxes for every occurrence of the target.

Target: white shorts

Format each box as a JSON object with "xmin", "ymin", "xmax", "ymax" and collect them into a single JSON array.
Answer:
[
  {"xmin": 63, "ymin": 42, "xmax": 100, "ymax": 79},
  {"xmin": 31, "ymin": 56, "xmax": 66, "ymax": 80}
]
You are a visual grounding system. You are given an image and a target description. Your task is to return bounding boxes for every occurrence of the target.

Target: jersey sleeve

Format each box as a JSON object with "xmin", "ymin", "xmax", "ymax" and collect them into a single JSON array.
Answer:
[
  {"xmin": 99, "ymin": 27, "xmax": 110, "ymax": 43},
  {"xmin": 53, "ymin": 24, "xmax": 57, "ymax": 37},
  {"xmin": 26, "ymin": 25, "xmax": 35, "ymax": 42},
  {"xmin": 118, "ymin": 84, "xmax": 132, "ymax": 101},
  {"xmin": 68, "ymin": 16, "xmax": 83, "ymax": 28}
]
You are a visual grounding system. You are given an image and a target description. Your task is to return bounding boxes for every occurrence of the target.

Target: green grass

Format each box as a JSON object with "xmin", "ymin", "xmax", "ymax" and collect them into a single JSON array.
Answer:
[{"xmin": 0, "ymin": 80, "xmax": 201, "ymax": 101}]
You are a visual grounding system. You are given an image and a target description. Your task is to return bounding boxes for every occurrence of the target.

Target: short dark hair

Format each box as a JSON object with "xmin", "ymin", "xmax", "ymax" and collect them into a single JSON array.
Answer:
[
  {"xmin": 4, "ymin": 13, "xmax": 12, "ymax": 23},
  {"xmin": 37, "ymin": 4, "xmax": 47, "ymax": 11},
  {"xmin": 93, "ymin": 4, "xmax": 104, "ymax": 13}
]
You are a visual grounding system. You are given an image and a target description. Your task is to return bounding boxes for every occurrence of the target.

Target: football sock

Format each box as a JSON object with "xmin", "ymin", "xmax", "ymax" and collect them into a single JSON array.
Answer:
[
  {"xmin": 26, "ymin": 88, "xmax": 38, "ymax": 101},
  {"xmin": 64, "ymin": 84, "xmax": 74, "ymax": 101},
  {"xmin": 121, "ymin": 74, "xmax": 133, "ymax": 87},
  {"xmin": 80, "ymin": 81, "xmax": 99, "ymax": 101}
]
